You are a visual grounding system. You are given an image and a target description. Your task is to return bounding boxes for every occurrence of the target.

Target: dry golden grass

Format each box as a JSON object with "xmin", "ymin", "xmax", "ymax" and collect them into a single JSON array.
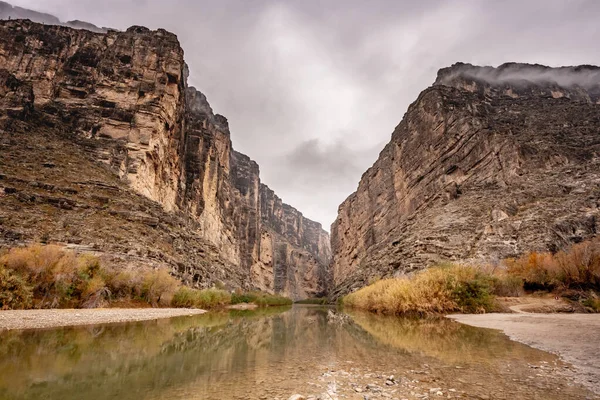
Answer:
[
  {"xmin": 0, "ymin": 244, "xmax": 104, "ymax": 308},
  {"xmin": 343, "ymin": 265, "xmax": 498, "ymax": 315},
  {"xmin": 171, "ymin": 286, "xmax": 231, "ymax": 309},
  {"xmin": 0, "ymin": 244, "xmax": 184, "ymax": 309},
  {"xmin": 345, "ymin": 238, "xmax": 600, "ymax": 315},
  {"xmin": 141, "ymin": 269, "xmax": 179, "ymax": 307},
  {"xmin": 0, "ymin": 244, "xmax": 292, "ymax": 310},
  {"xmin": 0, "ymin": 265, "xmax": 33, "ymax": 309}
]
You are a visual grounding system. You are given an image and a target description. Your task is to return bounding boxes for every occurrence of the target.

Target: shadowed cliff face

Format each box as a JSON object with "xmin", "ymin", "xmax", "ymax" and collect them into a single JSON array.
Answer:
[
  {"xmin": 330, "ymin": 62, "xmax": 600, "ymax": 298},
  {"xmin": 0, "ymin": 19, "xmax": 330, "ymax": 299}
]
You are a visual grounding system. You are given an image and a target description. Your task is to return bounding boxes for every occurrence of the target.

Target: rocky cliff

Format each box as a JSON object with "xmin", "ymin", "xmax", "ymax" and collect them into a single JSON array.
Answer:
[
  {"xmin": 0, "ymin": 19, "xmax": 330, "ymax": 299},
  {"xmin": 331, "ymin": 62, "xmax": 600, "ymax": 298}
]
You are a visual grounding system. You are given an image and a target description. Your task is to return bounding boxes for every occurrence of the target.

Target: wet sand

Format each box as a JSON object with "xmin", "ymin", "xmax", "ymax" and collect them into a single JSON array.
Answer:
[
  {"xmin": 0, "ymin": 308, "xmax": 206, "ymax": 331},
  {"xmin": 448, "ymin": 313, "xmax": 600, "ymax": 394}
]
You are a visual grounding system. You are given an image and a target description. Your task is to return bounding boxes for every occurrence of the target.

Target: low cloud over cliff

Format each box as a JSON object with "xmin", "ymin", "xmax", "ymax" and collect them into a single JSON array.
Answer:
[{"xmin": 436, "ymin": 63, "xmax": 600, "ymax": 89}]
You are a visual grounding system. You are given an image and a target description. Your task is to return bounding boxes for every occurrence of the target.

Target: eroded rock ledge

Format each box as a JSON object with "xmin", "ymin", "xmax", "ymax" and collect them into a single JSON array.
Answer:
[
  {"xmin": 0, "ymin": 19, "xmax": 330, "ymax": 300},
  {"xmin": 330, "ymin": 62, "xmax": 600, "ymax": 298}
]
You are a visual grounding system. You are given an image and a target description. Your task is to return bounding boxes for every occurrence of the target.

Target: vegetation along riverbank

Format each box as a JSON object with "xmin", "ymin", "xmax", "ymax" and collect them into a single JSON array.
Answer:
[
  {"xmin": 343, "ymin": 237, "xmax": 600, "ymax": 315},
  {"xmin": 0, "ymin": 244, "xmax": 292, "ymax": 310}
]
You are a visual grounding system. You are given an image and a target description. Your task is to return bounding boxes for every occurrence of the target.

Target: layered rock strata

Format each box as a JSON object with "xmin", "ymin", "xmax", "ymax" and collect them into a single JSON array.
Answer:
[
  {"xmin": 0, "ymin": 19, "xmax": 330, "ymax": 299},
  {"xmin": 331, "ymin": 63, "xmax": 600, "ymax": 298}
]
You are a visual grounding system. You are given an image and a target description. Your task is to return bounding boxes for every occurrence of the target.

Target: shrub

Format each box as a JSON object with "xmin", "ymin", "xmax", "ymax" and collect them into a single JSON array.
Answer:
[
  {"xmin": 104, "ymin": 270, "xmax": 136, "ymax": 298},
  {"xmin": 171, "ymin": 287, "xmax": 231, "ymax": 309},
  {"xmin": 295, "ymin": 298, "xmax": 328, "ymax": 305},
  {"xmin": 230, "ymin": 291, "xmax": 292, "ymax": 307},
  {"xmin": 0, "ymin": 244, "xmax": 184, "ymax": 309},
  {"xmin": 489, "ymin": 274, "xmax": 524, "ymax": 297},
  {"xmin": 141, "ymin": 269, "xmax": 179, "ymax": 307},
  {"xmin": 583, "ymin": 298, "xmax": 600, "ymax": 312},
  {"xmin": 506, "ymin": 238, "xmax": 600, "ymax": 291},
  {"xmin": 1, "ymin": 244, "xmax": 85, "ymax": 307},
  {"xmin": 343, "ymin": 265, "xmax": 498, "ymax": 316},
  {"xmin": 0, "ymin": 266, "xmax": 33, "ymax": 309},
  {"xmin": 171, "ymin": 286, "xmax": 197, "ymax": 308}
]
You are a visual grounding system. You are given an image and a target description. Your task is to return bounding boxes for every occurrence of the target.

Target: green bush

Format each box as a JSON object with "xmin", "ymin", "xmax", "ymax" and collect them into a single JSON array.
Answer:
[
  {"xmin": 450, "ymin": 275, "xmax": 496, "ymax": 313},
  {"xmin": 295, "ymin": 298, "xmax": 328, "ymax": 305},
  {"xmin": 231, "ymin": 291, "xmax": 292, "ymax": 307},
  {"xmin": 583, "ymin": 297, "xmax": 600, "ymax": 312},
  {"xmin": 171, "ymin": 287, "xmax": 231, "ymax": 309}
]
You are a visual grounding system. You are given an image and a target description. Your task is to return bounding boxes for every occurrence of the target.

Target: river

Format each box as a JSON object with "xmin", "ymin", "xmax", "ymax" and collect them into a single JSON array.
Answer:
[{"xmin": 0, "ymin": 305, "xmax": 596, "ymax": 399}]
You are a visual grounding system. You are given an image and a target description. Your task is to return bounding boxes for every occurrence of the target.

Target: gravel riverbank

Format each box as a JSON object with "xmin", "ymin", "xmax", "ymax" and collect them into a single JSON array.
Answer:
[
  {"xmin": 448, "ymin": 313, "xmax": 600, "ymax": 395},
  {"xmin": 0, "ymin": 308, "xmax": 206, "ymax": 331}
]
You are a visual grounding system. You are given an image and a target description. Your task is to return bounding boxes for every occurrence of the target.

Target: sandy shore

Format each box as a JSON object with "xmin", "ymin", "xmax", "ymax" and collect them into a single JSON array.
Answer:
[
  {"xmin": 448, "ymin": 313, "xmax": 600, "ymax": 394},
  {"xmin": 0, "ymin": 308, "xmax": 207, "ymax": 331}
]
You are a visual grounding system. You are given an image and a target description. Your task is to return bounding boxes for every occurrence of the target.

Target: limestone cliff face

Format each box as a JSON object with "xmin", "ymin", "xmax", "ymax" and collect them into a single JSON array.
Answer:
[
  {"xmin": 331, "ymin": 63, "xmax": 600, "ymax": 298},
  {"xmin": 0, "ymin": 19, "xmax": 330, "ymax": 298},
  {"xmin": 0, "ymin": 21, "xmax": 187, "ymax": 210},
  {"xmin": 258, "ymin": 184, "xmax": 332, "ymax": 299}
]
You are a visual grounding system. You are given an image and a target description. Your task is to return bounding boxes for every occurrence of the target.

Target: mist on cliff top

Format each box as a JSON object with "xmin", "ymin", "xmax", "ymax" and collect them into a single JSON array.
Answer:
[
  {"xmin": 437, "ymin": 63, "xmax": 600, "ymax": 88},
  {"xmin": 8, "ymin": 0, "xmax": 600, "ymax": 229}
]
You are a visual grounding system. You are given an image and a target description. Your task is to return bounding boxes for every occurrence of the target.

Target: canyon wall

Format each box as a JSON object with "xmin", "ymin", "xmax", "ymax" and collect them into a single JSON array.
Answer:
[
  {"xmin": 331, "ymin": 63, "xmax": 600, "ymax": 298},
  {"xmin": 0, "ymin": 19, "xmax": 330, "ymax": 299}
]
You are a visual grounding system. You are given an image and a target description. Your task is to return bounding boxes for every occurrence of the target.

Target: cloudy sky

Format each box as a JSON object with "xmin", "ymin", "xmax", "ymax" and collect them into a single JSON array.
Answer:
[{"xmin": 8, "ymin": 0, "xmax": 600, "ymax": 229}]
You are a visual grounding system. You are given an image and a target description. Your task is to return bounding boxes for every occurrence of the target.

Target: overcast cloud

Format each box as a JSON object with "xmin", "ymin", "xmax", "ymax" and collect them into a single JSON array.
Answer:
[{"xmin": 8, "ymin": 0, "xmax": 600, "ymax": 229}]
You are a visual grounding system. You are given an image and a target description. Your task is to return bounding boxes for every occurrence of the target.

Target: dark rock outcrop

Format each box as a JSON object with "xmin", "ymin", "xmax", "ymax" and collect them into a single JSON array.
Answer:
[
  {"xmin": 330, "ymin": 62, "xmax": 600, "ymax": 298},
  {"xmin": 0, "ymin": 19, "xmax": 330, "ymax": 299}
]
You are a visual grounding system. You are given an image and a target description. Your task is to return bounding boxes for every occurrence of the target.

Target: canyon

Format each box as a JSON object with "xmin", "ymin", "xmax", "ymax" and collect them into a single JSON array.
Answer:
[
  {"xmin": 330, "ymin": 62, "xmax": 600, "ymax": 298},
  {"xmin": 1, "ymin": 10, "xmax": 599, "ymax": 303},
  {"xmin": 0, "ymin": 19, "xmax": 330, "ymax": 300}
]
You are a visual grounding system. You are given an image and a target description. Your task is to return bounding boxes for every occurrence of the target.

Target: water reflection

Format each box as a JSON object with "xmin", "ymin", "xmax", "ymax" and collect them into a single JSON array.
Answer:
[
  {"xmin": 346, "ymin": 310, "xmax": 549, "ymax": 364},
  {"xmin": 0, "ymin": 306, "xmax": 594, "ymax": 400}
]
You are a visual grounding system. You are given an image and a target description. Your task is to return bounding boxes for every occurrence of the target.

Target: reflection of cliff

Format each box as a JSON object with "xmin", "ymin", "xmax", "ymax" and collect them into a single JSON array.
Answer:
[
  {"xmin": 346, "ymin": 311, "xmax": 553, "ymax": 365},
  {"xmin": 0, "ymin": 18, "xmax": 330, "ymax": 298},
  {"xmin": 0, "ymin": 306, "xmax": 578, "ymax": 400},
  {"xmin": 0, "ymin": 307, "xmax": 352, "ymax": 400},
  {"xmin": 0, "ymin": 309, "xmax": 288, "ymax": 400}
]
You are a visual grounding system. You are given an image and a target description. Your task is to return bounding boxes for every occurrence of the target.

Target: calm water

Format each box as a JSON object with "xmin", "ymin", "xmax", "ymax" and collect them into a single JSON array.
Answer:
[{"xmin": 0, "ymin": 305, "xmax": 595, "ymax": 400}]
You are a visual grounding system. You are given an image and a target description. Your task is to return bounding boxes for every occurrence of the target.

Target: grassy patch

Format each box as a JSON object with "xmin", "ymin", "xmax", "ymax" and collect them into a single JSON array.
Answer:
[
  {"xmin": 294, "ymin": 298, "xmax": 328, "ymax": 305},
  {"xmin": 171, "ymin": 287, "xmax": 231, "ymax": 309},
  {"xmin": 344, "ymin": 237, "xmax": 600, "ymax": 315},
  {"xmin": 343, "ymin": 265, "xmax": 499, "ymax": 316},
  {"xmin": 230, "ymin": 291, "xmax": 292, "ymax": 307},
  {"xmin": 0, "ymin": 244, "xmax": 187, "ymax": 309},
  {"xmin": 0, "ymin": 244, "xmax": 292, "ymax": 310}
]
